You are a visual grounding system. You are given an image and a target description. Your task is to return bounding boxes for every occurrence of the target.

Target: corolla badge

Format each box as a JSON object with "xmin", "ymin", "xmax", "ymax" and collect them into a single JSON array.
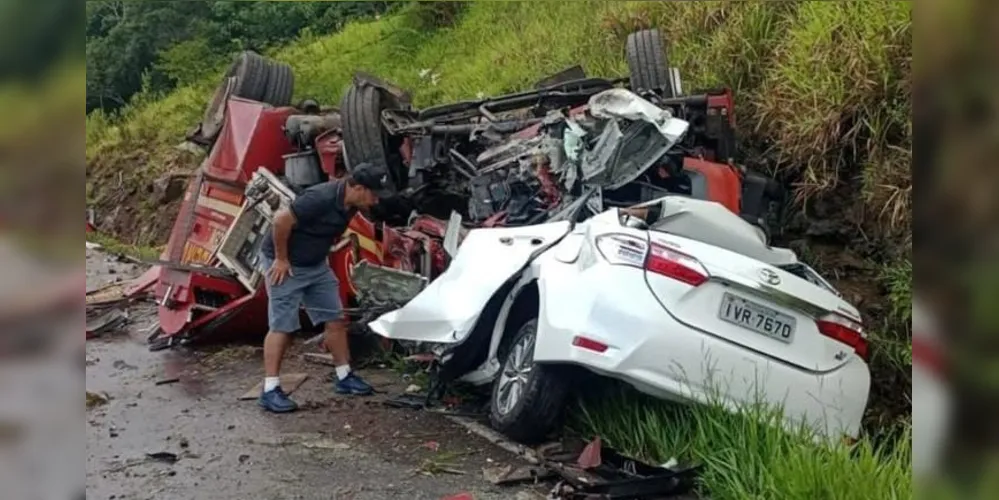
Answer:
[{"xmin": 759, "ymin": 268, "xmax": 781, "ymax": 286}]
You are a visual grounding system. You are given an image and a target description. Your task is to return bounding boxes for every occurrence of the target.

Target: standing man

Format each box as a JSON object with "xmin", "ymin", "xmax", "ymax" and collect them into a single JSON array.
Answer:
[{"xmin": 257, "ymin": 162, "xmax": 391, "ymax": 413}]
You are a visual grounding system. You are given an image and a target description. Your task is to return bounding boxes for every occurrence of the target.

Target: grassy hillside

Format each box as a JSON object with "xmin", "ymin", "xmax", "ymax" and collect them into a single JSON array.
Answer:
[{"xmin": 85, "ymin": 2, "xmax": 912, "ymax": 497}]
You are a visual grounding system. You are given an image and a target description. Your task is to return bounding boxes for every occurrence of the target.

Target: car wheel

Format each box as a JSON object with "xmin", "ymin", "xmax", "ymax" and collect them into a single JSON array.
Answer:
[
  {"xmin": 261, "ymin": 59, "xmax": 295, "ymax": 108},
  {"xmin": 626, "ymin": 29, "xmax": 673, "ymax": 96},
  {"xmin": 489, "ymin": 319, "xmax": 570, "ymax": 444},
  {"xmin": 199, "ymin": 51, "xmax": 270, "ymax": 141}
]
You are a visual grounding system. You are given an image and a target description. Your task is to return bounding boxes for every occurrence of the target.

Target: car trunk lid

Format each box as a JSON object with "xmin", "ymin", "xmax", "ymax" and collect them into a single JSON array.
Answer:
[{"xmin": 644, "ymin": 231, "xmax": 865, "ymax": 372}]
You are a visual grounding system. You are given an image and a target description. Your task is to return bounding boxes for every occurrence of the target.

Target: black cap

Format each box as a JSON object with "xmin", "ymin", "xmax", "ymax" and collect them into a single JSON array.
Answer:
[{"xmin": 351, "ymin": 162, "xmax": 394, "ymax": 199}]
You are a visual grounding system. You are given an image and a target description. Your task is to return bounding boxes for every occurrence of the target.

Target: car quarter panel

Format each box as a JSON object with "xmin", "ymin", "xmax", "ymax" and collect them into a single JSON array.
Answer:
[{"xmin": 530, "ymin": 250, "xmax": 871, "ymax": 439}]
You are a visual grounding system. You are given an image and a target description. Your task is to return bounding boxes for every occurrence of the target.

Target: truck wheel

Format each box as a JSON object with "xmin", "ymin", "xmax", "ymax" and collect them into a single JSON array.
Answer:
[
  {"xmin": 339, "ymin": 83, "xmax": 401, "ymax": 194},
  {"xmin": 199, "ymin": 51, "xmax": 270, "ymax": 141},
  {"xmin": 626, "ymin": 29, "xmax": 673, "ymax": 96},
  {"xmin": 229, "ymin": 51, "xmax": 269, "ymax": 102},
  {"xmin": 489, "ymin": 319, "xmax": 570, "ymax": 444},
  {"xmin": 261, "ymin": 60, "xmax": 295, "ymax": 108}
]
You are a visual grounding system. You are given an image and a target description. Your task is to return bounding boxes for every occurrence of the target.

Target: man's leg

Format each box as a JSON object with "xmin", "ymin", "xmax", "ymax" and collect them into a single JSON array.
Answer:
[
  {"xmin": 302, "ymin": 264, "xmax": 372, "ymax": 395},
  {"xmin": 258, "ymin": 258, "xmax": 304, "ymax": 413},
  {"xmin": 263, "ymin": 330, "xmax": 292, "ymax": 378},
  {"xmin": 323, "ymin": 319, "xmax": 350, "ymax": 372}
]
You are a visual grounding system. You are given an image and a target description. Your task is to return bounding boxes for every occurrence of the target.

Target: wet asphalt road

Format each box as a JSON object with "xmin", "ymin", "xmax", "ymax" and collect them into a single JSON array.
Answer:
[{"xmin": 86, "ymin": 250, "xmax": 543, "ymax": 500}]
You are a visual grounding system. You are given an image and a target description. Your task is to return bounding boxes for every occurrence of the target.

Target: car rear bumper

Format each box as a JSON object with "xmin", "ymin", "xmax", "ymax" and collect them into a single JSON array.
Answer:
[{"xmin": 533, "ymin": 263, "xmax": 871, "ymax": 439}]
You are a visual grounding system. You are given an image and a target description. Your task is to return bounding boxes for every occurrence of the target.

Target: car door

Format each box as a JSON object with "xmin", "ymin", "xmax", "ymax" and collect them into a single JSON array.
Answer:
[{"xmin": 367, "ymin": 221, "xmax": 572, "ymax": 344}]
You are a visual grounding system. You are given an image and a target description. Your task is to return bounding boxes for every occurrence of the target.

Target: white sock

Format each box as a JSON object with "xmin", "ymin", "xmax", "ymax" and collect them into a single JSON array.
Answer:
[
  {"xmin": 335, "ymin": 364, "xmax": 352, "ymax": 381},
  {"xmin": 264, "ymin": 376, "xmax": 281, "ymax": 392}
]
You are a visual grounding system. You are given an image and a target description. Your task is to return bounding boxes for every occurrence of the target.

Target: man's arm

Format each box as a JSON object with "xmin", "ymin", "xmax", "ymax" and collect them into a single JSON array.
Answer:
[
  {"xmin": 271, "ymin": 208, "xmax": 296, "ymax": 262},
  {"xmin": 273, "ymin": 187, "xmax": 330, "ymax": 261}
]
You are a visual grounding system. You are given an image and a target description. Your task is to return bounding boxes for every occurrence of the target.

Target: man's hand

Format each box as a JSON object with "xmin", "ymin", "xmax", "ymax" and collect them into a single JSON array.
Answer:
[{"xmin": 269, "ymin": 258, "xmax": 293, "ymax": 286}]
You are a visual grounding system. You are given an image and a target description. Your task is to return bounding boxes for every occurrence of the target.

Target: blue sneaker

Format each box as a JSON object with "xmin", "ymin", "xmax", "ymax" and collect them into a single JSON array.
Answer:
[
  {"xmin": 335, "ymin": 372, "xmax": 374, "ymax": 396},
  {"xmin": 258, "ymin": 387, "xmax": 298, "ymax": 413}
]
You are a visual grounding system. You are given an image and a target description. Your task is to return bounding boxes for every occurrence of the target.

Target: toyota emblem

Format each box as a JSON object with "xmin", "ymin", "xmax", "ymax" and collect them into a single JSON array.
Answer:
[{"xmin": 759, "ymin": 268, "xmax": 781, "ymax": 286}]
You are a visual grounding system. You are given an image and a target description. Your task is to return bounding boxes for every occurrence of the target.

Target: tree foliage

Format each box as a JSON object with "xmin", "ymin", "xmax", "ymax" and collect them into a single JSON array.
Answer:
[
  {"xmin": 85, "ymin": 0, "xmax": 394, "ymax": 114},
  {"xmin": 1, "ymin": 0, "xmax": 82, "ymax": 81}
]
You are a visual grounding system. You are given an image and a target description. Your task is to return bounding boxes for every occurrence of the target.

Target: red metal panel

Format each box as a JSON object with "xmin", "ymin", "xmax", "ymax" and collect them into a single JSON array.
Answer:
[
  {"xmin": 316, "ymin": 130, "xmax": 344, "ymax": 176},
  {"xmin": 682, "ymin": 157, "xmax": 742, "ymax": 214}
]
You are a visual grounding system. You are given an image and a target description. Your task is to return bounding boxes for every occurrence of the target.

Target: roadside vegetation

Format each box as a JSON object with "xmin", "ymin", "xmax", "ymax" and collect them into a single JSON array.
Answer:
[
  {"xmin": 85, "ymin": 1, "xmax": 912, "ymax": 497},
  {"xmin": 576, "ymin": 387, "xmax": 911, "ymax": 500}
]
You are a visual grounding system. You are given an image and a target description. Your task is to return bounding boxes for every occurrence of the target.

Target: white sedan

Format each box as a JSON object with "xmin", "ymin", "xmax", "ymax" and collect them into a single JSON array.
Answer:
[{"xmin": 369, "ymin": 195, "xmax": 872, "ymax": 443}]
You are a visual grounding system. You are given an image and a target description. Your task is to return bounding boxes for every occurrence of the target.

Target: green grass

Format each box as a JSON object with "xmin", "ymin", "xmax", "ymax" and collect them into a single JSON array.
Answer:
[{"xmin": 577, "ymin": 387, "xmax": 911, "ymax": 500}]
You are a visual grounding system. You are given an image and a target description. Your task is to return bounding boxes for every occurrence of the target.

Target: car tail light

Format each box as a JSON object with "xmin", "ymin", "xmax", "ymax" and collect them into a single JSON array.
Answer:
[
  {"xmin": 645, "ymin": 242, "xmax": 709, "ymax": 286},
  {"xmin": 594, "ymin": 234, "xmax": 708, "ymax": 286},
  {"xmin": 816, "ymin": 313, "xmax": 868, "ymax": 360},
  {"xmin": 594, "ymin": 234, "xmax": 648, "ymax": 267}
]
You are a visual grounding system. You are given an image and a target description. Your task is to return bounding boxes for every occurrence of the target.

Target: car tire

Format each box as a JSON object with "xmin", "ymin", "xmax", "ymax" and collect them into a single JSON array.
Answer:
[
  {"xmin": 261, "ymin": 59, "xmax": 295, "ymax": 108},
  {"xmin": 339, "ymin": 83, "xmax": 401, "ymax": 193},
  {"xmin": 488, "ymin": 319, "xmax": 571, "ymax": 444},
  {"xmin": 199, "ymin": 51, "xmax": 270, "ymax": 141},
  {"xmin": 626, "ymin": 29, "xmax": 672, "ymax": 96}
]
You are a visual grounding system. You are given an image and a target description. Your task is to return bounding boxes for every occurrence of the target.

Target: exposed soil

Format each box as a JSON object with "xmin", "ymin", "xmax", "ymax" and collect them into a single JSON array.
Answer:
[
  {"xmin": 86, "ymin": 250, "xmax": 550, "ymax": 500},
  {"xmin": 88, "ymin": 146, "xmax": 199, "ymax": 247}
]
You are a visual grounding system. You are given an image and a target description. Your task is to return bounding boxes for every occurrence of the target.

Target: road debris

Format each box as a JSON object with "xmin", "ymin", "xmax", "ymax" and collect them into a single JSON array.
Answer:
[
  {"xmin": 86, "ymin": 391, "xmax": 110, "ymax": 408},
  {"xmin": 85, "ymin": 307, "xmax": 129, "ymax": 339},
  {"xmin": 441, "ymin": 493, "xmax": 475, "ymax": 500},
  {"xmin": 539, "ymin": 439, "xmax": 701, "ymax": 499},
  {"xmin": 300, "ymin": 438, "xmax": 351, "ymax": 451},
  {"xmin": 482, "ymin": 464, "xmax": 553, "ymax": 486},
  {"xmin": 418, "ymin": 454, "xmax": 466, "ymax": 476},
  {"xmin": 145, "ymin": 452, "xmax": 180, "ymax": 464},
  {"xmin": 576, "ymin": 436, "xmax": 602, "ymax": 469}
]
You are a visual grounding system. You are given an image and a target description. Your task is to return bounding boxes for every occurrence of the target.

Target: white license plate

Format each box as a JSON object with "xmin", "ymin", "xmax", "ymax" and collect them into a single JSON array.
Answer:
[{"xmin": 718, "ymin": 293, "xmax": 796, "ymax": 343}]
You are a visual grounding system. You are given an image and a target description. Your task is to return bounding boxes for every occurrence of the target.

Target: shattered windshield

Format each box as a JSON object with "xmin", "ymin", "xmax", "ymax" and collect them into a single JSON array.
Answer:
[
  {"xmin": 604, "ymin": 120, "xmax": 673, "ymax": 190},
  {"xmin": 581, "ymin": 88, "xmax": 689, "ymax": 191}
]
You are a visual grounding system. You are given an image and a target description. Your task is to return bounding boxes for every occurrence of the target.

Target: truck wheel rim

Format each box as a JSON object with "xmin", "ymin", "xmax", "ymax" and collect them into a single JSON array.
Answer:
[{"xmin": 496, "ymin": 328, "xmax": 535, "ymax": 416}]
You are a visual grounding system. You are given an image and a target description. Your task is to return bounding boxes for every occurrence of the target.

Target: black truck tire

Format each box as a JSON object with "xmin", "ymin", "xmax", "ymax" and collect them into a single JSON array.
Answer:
[
  {"xmin": 261, "ymin": 60, "xmax": 295, "ymax": 108},
  {"xmin": 230, "ymin": 51, "xmax": 269, "ymax": 102},
  {"xmin": 339, "ymin": 83, "xmax": 400, "ymax": 193},
  {"xmin": 489, "ymin": 319, "xmax": 571, "ymax": 444},
  {"xmin": 199, "ymin": 51, "xmax": 270, "ymax": 141},
  {"xmin": 626, "ymin": 29, "xmax": 673, "ymax": 96}
]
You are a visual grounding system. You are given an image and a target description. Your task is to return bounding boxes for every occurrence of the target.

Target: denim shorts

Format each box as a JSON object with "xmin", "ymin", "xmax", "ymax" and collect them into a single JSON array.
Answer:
[{"xmin": 258, "ymin": 253, "xmax": 343, "ymax": 333}]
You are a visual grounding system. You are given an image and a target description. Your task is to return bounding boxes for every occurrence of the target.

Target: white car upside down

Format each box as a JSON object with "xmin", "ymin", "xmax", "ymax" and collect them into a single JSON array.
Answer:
[{"xmin": 368, "ymin": 196, "xmax": 872, "ymax": 444}]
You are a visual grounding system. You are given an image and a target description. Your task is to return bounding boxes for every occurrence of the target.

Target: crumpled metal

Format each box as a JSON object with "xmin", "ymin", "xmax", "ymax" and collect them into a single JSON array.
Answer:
[{"xmin": 588, "ymin": 88, "xmax": 689, "ymax": 143}]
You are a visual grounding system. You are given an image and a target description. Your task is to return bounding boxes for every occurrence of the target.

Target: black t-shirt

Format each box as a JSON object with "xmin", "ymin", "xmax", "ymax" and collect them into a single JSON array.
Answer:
[{"xmin": 260, "ymin": 180, "xmax": 357, "ymax": 267}]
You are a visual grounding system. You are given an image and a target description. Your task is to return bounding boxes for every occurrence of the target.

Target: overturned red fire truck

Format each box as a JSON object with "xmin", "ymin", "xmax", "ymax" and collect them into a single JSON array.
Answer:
[{"xmin": 136, "ymin": 29, "xmax": 786, "ymax": 351}]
